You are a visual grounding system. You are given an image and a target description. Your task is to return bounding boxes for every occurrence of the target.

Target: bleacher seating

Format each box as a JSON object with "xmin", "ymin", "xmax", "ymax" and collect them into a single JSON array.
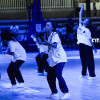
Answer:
[{"xmin": 0, "ymin": 17, "xmax": 100, "ymax": 51}]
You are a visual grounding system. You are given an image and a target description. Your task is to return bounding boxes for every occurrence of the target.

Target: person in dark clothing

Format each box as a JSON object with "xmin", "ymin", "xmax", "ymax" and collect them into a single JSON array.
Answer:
[
  {"xmin": 66, "ymin": 17, "xmax": 74, "ymax": 49},
  {"xmin": 93, "ymin": 0, "xmax": 97, "ymax": 16},
  {"xmin": 31, "ymin": 32, "xmax": 49, "ymax": 75}
]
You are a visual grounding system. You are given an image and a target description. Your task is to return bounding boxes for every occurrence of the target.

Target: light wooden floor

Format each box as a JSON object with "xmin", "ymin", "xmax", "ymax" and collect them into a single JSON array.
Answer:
[{"xmin": 0, "ymin": 51, "xmax": 100, "ymax": 100}]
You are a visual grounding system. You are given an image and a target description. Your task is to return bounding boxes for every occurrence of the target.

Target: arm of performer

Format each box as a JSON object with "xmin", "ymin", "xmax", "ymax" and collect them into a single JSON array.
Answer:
[
  {"xmin": 3, "ymin": 41, "xmax": 15, "ymax": 55},
  {"xmin": 6, "ymin": 52, "xmax": 14, "ymax": 55},
  {"xmin": 31, "ymin": 34, "xmax": 43, "ymax": 44},
  {"xmin": 31, "ymin": 34, "xmax": 37, "ymax": 42},
  {"xmin": 44, "ymin": 40, "xmax": 57, "ymax": 48},
  {"xmin": 3, "ymin": 48, "xmax": 14, "ymax": 55},
  {"xmin": 3, "ymin": 50, "xmax": 14, "ymax": 55},
  {"xmin": 89, "ymin": 39, "xmax": 97, "ymax": 53},
  {"xmin": 79, "ymin": 4, "xmax": 84, "ymax": 24},
  {"xmin": 38, "ymin": 33, "xmax": 57, "ymax": 48}
]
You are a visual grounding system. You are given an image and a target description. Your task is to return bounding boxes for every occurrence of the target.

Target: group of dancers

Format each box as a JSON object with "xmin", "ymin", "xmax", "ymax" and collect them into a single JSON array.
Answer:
[{"xmin": 0, "ymin": 4, "xmax": 97, "ymax": 100}]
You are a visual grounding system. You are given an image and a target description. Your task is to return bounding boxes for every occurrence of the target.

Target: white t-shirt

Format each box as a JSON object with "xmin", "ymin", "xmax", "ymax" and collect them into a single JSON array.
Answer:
[
  {"xmin": 36, "ymin": 43, "xmax": 48, "ymax": 53},
  {"xmin": 33, "ymin": 37, "xmax": 48, "ymax": 53},
  {"xmin": 77, "ymin": 24, "xmax": 92, "ymax": 47},
  {"xmin": 48, "ymin": 32, "xmax": 67, "ymax": 67},
  {"xmin": 8, "ymin": 40, "xmax": 26, "ymax": 62}
]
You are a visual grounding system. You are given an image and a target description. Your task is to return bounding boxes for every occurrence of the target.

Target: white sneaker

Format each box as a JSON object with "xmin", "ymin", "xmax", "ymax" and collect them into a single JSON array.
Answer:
[
  {"xmin": 17, "ymin": 83, "xmax": 25, "ymax": 88},
  {"xmin": 88, "ymin": 77, "xmax": 96, "ymax": 80},
  {"xmin": 11, "ymin": 85, "xmax": 17, "ymax": 89},
  {"xmin": 52, "ymin": 93, "xmax": 59, "ymax": 100},
  {"xmin": 79, "ymin": 74, "xmax": 88, "ymax": 78},
  {"xmin": 47, "ymin": 93, "xmax": 59, "ymax": 100},
  {"xmin": 11, "ymin": 87, "xmax": 22, "ymax": 92},
  {"xmin": 37, "ymin": 73, "xmax": 44, "ymax": 76},
  {"xmin": 11, "ymin": 85, "xmax": 22, "ymax": 92},
  {"xmin": 35, "ymin": 70, "xmax": 44, "ymax": 75},
  {"xmin": 61, "ymin": 93, "xmax": 71, "ymax": 100},
  {"xmin": 47, "ymin": 94, "xmax": 52, "ymax": 99},
  {"xmin": 43, "ymin": 72, "xmax": 48, "ymax": 76}
]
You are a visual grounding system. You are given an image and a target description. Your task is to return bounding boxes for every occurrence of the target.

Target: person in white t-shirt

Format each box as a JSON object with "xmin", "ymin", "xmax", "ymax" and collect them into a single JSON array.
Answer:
[
  {"xmin": 1, "ymin": 29, "xmax": 26, "ymax": 88},
  {"xmin": 39, "ymin": 22, "xmax": 70, "ymax": 100},
  {"xmin": 77, "ymin": 4, "xmax": 97, "ymax": 79},
  {"xmin": 31, "ymin": 32, "xmax": 49, "ymax": 75}
]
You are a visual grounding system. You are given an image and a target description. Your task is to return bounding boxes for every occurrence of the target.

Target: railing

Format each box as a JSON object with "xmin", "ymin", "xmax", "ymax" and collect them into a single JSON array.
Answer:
[
  {"xmin": 0, "ymin": 0, "xmax": 74, "ymax": 10},
  {"xmin": 41, "ymin": 0, "xmax": 74, "ymax": 9},
  {"xmin": 0, "ymin": 0, "xmax": 27, "ymax": 10}
]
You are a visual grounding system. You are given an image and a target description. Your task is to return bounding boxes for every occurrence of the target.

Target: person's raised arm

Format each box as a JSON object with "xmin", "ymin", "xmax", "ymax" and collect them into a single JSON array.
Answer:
[{"xmin": 79, "ymin": 4, "xmax": 84, "ymax": 24}]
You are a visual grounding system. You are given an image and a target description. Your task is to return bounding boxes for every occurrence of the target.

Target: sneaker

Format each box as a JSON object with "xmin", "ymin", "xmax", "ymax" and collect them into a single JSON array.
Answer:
[
  {"xmin": 11, "ymin": 84, "xmax": 17, "ymax": 89},
  {"xmin": 17, "ymin": 83, "xmax": 25, "ymax": 88},
  {"xmin": 52, "ymin": 93, "xmax": 59, "ymax": 100},
  {"xmin": 35, "ymin": 70, "xmax": 39, "ymax": 73},
  {"xmin": 47, "ymin": 93, "xmax": 59, "ymax": 100},
  {"xmin": 47, "ymin": 94, "xmax": 52, "ymax": 99},
  {"xmin": 11, "ymin": 86, "xmax": 22, "ymax": 92},
  {"xmin": 35, "ymin": 70, "xmax": 44, "ymax": 75},
  {"xmin": 61, "ymin": 93, "xmax": 71, "ymax": 100},
  {"xmin": 43, "ymin": 72, "xmax": 48, "ymax": 76},
  {"xmin": 79, "ymin": 74, "xmax": 88, "ymax": 78},
  {"xmin": 88, "ymin": 77, "xmax": 96, "ymax": 80},
  {"xmin": 38, "ymin": 72, "xmax": 46, "ymax": 76}
]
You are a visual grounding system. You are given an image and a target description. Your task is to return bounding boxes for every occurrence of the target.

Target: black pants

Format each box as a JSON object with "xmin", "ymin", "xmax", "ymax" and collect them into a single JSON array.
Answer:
[
  {"xmin": 36, "ymin": 52, "xmax": 49, "ymax": 73},
  {"xmin": 7, "ymin": 60, "xmax": 24, "ymax": 85},
  {"xmin": 47, "ymin": 62, "xmax": 69, "ymax": 94},
  {"xmin": 79, "ymin": 43, "xmax": 96, "ymax": 77}
]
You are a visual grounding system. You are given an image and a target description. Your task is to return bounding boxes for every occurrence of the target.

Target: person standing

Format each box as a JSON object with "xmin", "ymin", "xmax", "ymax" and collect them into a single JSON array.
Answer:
[
  {"xmin": 40, "ymin": 22, "xmax": 70, "ymax": 100},
  {"xmin": 66, "ymin": 17, "xmax": 74, "ymax": 49},
  {"xmin": 93, "ymin": 0, "xmax": 97, "ymax": 16},
  {"xmin": 1, "ymin": 29, "xmax": 26, "ymax": 89},
  {"xmin": 77, "ymin": 4, "xmax": 97, "ymax": 79}
]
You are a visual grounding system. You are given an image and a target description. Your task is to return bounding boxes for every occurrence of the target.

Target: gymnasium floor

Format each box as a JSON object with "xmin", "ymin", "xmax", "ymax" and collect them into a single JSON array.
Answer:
[{"xmin": 0, "ymin": 49, "xmax": 100, "ymax": 100}]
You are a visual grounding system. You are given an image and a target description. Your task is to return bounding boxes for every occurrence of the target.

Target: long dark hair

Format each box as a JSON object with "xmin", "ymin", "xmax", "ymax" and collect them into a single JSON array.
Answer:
[{"xmin": 1, "ymin": 28, "xmax": 15, "ymax": 41}]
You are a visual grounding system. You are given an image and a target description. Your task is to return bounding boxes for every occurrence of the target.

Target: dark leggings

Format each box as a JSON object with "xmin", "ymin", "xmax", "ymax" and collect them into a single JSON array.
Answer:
[{"xmin": 7, "ymin": 60, "xmax": 24, "ymax": 85}]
